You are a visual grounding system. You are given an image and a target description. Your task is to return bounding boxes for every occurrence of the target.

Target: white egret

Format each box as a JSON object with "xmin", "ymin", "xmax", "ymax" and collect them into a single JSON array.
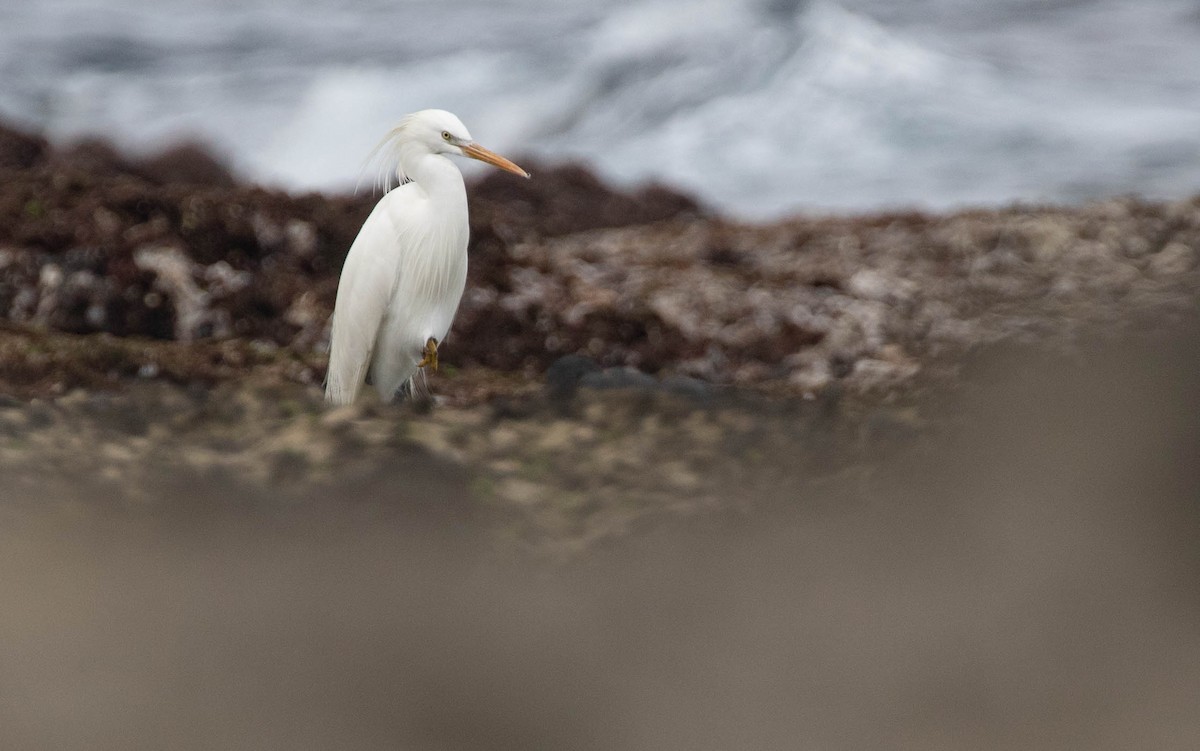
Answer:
[{"xmin": 324, "ymin": 109, "xmax": 529, "ymax": 405}]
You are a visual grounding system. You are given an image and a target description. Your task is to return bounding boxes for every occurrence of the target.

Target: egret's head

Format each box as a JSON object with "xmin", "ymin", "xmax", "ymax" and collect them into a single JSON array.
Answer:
[
  {"xmin": 406, "ymin": 109, "xmax": 472, "ymax": 154},
  {"xmin": 406, "ymin": 109, "xmax": 529, "ymax": 178}
]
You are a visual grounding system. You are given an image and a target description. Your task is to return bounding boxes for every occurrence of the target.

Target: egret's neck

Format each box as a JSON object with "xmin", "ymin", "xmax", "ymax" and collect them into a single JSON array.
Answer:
[{"xmin": 398, "ymin": 146, "xmax": 466, "ymax": 208}]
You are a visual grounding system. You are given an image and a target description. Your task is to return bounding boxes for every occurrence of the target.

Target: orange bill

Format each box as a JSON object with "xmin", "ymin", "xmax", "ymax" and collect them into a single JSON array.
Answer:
[{"xmin": 461, "ymin": 142, "xmax": 530, "ymax": 178}]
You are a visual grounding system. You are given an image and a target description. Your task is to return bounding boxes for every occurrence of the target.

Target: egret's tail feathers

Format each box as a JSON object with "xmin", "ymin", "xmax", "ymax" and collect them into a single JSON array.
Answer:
[
  {"xmin": 324, "ymin": 372, "xmax": 364, "ymax": 407},
  {"xmin": 324, "ymin": 339, "xmax": 369, "ymax": 406}
]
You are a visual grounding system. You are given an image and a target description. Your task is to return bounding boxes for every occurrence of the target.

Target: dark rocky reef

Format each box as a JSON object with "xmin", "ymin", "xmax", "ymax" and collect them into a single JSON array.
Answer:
[
  {"xmin": 0, "ymin": 120, "xmax": 1197, "ymax": 401},
  {"xmin": 0, "ymin": 123, "xmax": 705, "ymax": 395}
]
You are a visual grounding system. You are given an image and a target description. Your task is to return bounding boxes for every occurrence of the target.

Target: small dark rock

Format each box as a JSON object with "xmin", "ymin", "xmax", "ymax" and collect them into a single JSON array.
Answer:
[
  {"xmin": 0, "ymin": 393, "xmax": 23, "ymax": 409},
  {"xmin": 545, "ymin": 354, "xmax": 601, "ymax": 402},
  {"xmin": 580, "ymin": 366, "xmax": 659, "ymax": 391},
  {"xmin": 661, "ymin": 375, "xmax": 714, "ymax": 401}
]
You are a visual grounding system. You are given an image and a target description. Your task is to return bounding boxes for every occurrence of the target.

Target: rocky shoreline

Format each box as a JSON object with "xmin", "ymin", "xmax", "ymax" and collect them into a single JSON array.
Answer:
[
  {"xmin": 3, "ymin": 122, "xmax": 1198, "ymax": 402},
  {"xmin": 3, "ymin": 122, "xmax": 1200, "ymax": 748},
  {"xmin": 0, "ymin": 120, "xmax": 1198, "ymax": 554}
]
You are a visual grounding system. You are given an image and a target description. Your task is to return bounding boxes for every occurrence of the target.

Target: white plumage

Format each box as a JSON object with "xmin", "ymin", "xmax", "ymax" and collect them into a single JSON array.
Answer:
[{"xmin": 325, "ymin": 110, "xmax": 528, "ymax": 405}]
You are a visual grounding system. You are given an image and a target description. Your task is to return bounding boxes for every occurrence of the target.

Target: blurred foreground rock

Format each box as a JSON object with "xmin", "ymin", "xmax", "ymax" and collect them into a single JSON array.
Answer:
[{"xmin": 4, "ymin": 320, "xmax": 1200, "ymax": 750}]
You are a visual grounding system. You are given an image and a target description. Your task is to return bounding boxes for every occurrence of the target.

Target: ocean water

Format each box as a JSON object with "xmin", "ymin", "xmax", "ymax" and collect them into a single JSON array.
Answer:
[{"xmin": 2, "ymin": 0, "xmax": 1198, "ymax": 217}]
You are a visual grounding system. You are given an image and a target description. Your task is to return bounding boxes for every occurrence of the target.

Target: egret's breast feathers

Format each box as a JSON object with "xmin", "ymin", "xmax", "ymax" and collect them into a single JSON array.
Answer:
[{"xmin": 383, "ymin": 189, "xmax": 469, "ymax": 340}]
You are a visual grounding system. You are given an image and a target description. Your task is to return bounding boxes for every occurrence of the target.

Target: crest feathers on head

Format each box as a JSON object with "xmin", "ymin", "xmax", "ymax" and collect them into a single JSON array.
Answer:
[{"xmin": 356, "ymin": 114, "xmax": 419, "ymax": 195}]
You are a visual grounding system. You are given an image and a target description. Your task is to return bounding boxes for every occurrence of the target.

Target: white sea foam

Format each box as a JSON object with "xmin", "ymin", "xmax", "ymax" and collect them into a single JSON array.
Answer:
[{"xmin": 2, "ymin": 0, "xmax": 1197, "ymax": 216}]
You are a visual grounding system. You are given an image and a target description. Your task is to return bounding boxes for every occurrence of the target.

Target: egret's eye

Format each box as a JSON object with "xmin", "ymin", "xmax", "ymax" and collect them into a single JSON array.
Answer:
[{"xmin": 441, "ymin": 131, "xmax": 451, "ymax": 141}]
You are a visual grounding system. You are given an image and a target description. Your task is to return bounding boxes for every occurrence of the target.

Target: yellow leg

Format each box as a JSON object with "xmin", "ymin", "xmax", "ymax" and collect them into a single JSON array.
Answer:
[{"xmin": 417, "ymin": 337, "xmax": 439, "ymax": 371}]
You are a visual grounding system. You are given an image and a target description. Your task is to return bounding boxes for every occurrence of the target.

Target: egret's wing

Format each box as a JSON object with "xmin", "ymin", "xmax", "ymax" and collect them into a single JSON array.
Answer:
[{"xmin": 324, "ymin": 187, "xmax": 416, "ymax": 405}]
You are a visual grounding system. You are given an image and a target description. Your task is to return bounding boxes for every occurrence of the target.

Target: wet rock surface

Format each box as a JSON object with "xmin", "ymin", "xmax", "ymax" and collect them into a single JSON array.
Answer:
[{"xmin": 0, "ymin": 119, "xmax": 1198, "ymax": 553}]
